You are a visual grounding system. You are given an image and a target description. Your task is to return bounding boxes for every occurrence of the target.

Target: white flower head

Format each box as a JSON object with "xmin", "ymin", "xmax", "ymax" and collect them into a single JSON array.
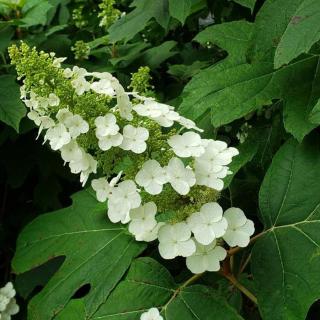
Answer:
[
  {"xmin": 129, "ymin": 202, "xmax": 159, "ymax": 241},
  {"xmin": 140, "ymin": 307, "xmax": 163, "ymax": 320},
  {"xmin": 120, "ymin": 125, "xmax": 149, "ymax": 154},
  {"xmin": 165, "ymin": 157, "xmax": 196, "ymax": 195},
  {"xmin": 223, "ymin": 208, "xmax": 254, "ymax": 247},
  {"xmin": 108, "ymin": 180, "xmax": 141, "ymax": 223},
  {"xmin": 187, "ymin": 202, "xmax": 228, "ymax": 245},
  {"xmin": 158, "ymin": 222, "xmax": 196, "ymax": 259},
  {"xmin": 186, "ymin": 239, "xmax": 227, "ymax": 274},
  {"xmin": 168, "ymin": 131, "xmax": 205, "ymax": 158},
  {"xmin": 44, "ymin": 123, "xmax": 71, "ymax": 150},
  {"xmin": 0, "ymin": 282, "xmax": 19, "ymax": 317},
  {"xmin": 64, "ymin": 114, "xmax": 89, "ymax": 138},
  {"xmin": 135, "ymin": 160, "xmax": 167, "ymax": 195},
  {"xmin": 95, "ymin": 114, "xmax": 120, "ymax": 137},
  {"xmin": 91, "ymin": 79, "xmax": 115, "ymax": 96}
]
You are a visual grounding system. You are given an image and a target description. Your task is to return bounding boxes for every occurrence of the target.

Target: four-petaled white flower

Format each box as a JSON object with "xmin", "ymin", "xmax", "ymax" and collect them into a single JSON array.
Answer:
[
  {"xmin": 120, "ymin": 124, "xmax": 149, "ymax": 154},
  {"xmin": 135, "ymin": 160, "xmax": 167, "ymax": 195},
  {"xmin": 95, "ymin": 114, "xmax": 119, "ymax": 137},
  {"xmin": 140, "ymin": 308, "xmax": 163, "ymax": 320},
  {"xmin": 223, "ymin": 208, "xmax": 254, "ymax": 247},
  {"xmin": 64, "ymin": 114, "xmax": 89, "ymax": 138},
  {"xmin": 158, "ymin": 222, "xmax": 196, "ymax": 259},
  {"xmin": 168, "ymin": 131, "xmax": 205, "ymax": 158},
  {"xmin": 56, "ymin": 108, "xmax": 73, "ymax": 123},
  {"xmin": 60, "ymin": 140, "xmax": 83, "ymax": 163},
  {"xmin": 48, "ymin": 93, "xmax": 60, "ymax": 106},
  {"xmin": 44, "ymin": 123, "xmax": 71, "ymax": 150},
  {"xmin": 133, "ymin": 100, "xmax": 163, "ymax": 118},
  {"xmin": 91, "ymin": 79, "xmax": 115, "ymax": 96},
  {"xmin": 186, "ymin": 239, "xmax": 227, "ymax": 274},
  {"xmin": 195, "ymin": 164, "xmax": 229, "ymax": 191},
  {"xmin": 187, "ymin": 202, "xmax": 228, "ymax": 245},
  {"xmin": 108, "ymin": 180, "xmax": 141, "ymax": 223},
  {"xmin": 165, "ymin": 157, "xmax": 196, "ymax": 195},
  {"xmin": 129, "ymin": 202, "xmax": 159, "ymax": 241},
  {"xmin": 71, "ymin": 76, "xmax": 91, "ymax": 95}
]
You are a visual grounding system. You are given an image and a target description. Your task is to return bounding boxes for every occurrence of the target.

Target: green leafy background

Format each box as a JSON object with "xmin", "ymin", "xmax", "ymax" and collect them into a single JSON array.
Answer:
[{"xmin": 0, "ymin": 0, "xmax": 320, "ymax": 319}]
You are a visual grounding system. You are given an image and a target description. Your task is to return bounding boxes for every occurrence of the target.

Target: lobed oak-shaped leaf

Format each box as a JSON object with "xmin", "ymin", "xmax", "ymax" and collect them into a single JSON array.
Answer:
[{"xmin": 12, "ymin": 189, "xmax": 146, "ymax": 320}]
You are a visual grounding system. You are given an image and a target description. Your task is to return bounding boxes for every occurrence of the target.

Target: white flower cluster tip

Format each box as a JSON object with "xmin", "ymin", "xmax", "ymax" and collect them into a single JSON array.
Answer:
[
  {"xmin": 140, "ymin": 308, "xmax": 163, "ymax": 320},
  {"xmin": 19, "ymin": 53, "xmax": 255, "ymax": 275},
  {"xmin": 0, "ymin": 282, "xmax": 19, "ymax": 320}
]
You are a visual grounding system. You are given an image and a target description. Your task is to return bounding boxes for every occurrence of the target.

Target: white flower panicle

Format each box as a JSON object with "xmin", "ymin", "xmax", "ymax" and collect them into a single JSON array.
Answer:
[
  {"xmin": 0, "ymin": 282, "xmax": 19, "ymax": 319},
  {"xmin": 17, "ymin": 50, "xmax": 255, "ymax": 275}
]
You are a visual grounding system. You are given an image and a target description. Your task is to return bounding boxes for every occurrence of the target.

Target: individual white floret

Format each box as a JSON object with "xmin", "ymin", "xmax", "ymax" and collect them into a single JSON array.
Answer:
[
  {"xmin": 135, "ymin": 160, "xmax": 167, "ymax": 195},
  {"xmin": 79, "ymin": 154, "xmax": 97, "ymax": 186},
  {"xmin": 133, "ymin": 100, "xmax": 164, "ymax": 118},
  {"xmin": 176, "ymin": 116, "xmax": 203, "ymax": 132},
  {"xmin": 95, "ymin": 114, "xmax": 119, "ymax": 137},
  {"xmin": 71, "ymin": 76, "xmax": 91, "ymax": 95},
  {"xmin": 194, "ymin": 164, "xmax": 229, "ymax": 191},
  {"xmin": 153, "ymin": 107, "xmax": 180, "ymax": 127},
  {"xmin": 120, "ymin": 125, "xmax": 149, "ymax": 154},
  {"xmin": 140, "ymin": 307, "xmax": 163, "ymax": 320},
  {"xmin": 98, "ymin": 133, "xmax": 123, "ymax": 151},
  {"xmin": 91, "ymin": 79, "xmax": 115, "ymax": 96},
  {"xmin": 69, "ymin": 149, "xmax": 93, "ymax": 174},
  {"xmin": 186, "ymin": 239, "xmax": 227, "ymax": 274},
  {"xmin": 91, "ymin": 172, "xmax": 122, "ymax": 202},
  {"xmin": 113, "ymin": 79, "xmax": 133, "ymax": 121},
  {"xmin": 107, "ymin": 180, "xmax": 141, "ymax": 223},
  {"xmin": 223, "ymin": 208, "xmax": 254, "ymax": 247},
  {"xmin": 44, "ymin": 123, "xmax": 71, "ymax": 150},
  {"xmin": 60, "ymin": 140, "xmax": 83, "ymax": 163},
  {"xmin": 56, "ymin": 108, "xmax": 73, "ymax": 124},
  {"xmin": 129, "ymin": 202, "xmax": 158, "ymax": 241},
  {"xmin": 48, "ymin": 93, "xmax": 60, "ymax": 106},
  {"xmin": 64, "ymin": 114, "xmax": 89, "ymax": 138},
  {"xmin": 158, "ymin": 222, "xmax": 196, "ymax": 259},
  {"xmin": 187, "ymin": 202, "xmax": 228, "ymax": 245},
  {"xmin": 167, "ymin": 131, "xmax": 205, "ymax": 158},
  {"xmin": 53, "ymin": 57, "xmax": 66, "ymax": 68},
  {"xmin": 165, "ymin": 157, "xmax": 196, "ymax": 195}
]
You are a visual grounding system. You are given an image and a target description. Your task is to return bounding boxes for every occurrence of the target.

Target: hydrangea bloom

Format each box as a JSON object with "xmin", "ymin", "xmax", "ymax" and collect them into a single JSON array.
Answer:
[
  {"xmin": 0, "ymin": 282, "xmax": 19, "ymax": 319},
  {"xmin": 135, "ymin": 160, "xmax": 167, "ymax": 195},
  {"xmin": 158, "ymin": 222, "xmax": 196, "ymax": 259},
  {"xmin": 187, "ymin": 202, "xmax": 228, "ymax": 245},
  {"xmin": 223, "ymin": 208, "xmax": 255, "ymax": 247},
  {"xmin": 140, "ymin": 308, "xmax": 163, "ymax": 320},
  {"xmin": 10, "ymin": 43, "xmax": 256, "ymax": 275},
  {"xmin": 186, "ymin": 240, "xmax": 227, "ymax": 273}
]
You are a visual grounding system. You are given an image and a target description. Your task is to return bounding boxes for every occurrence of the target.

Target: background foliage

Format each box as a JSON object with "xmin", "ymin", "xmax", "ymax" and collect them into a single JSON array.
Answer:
[{"xmin": 1, "ymin": 0, "xmax": 320, "ymax": 319}]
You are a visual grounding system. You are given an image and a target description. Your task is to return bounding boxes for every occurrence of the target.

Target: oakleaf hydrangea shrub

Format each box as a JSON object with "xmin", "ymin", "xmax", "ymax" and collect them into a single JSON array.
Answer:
[{"xmin": 9, "ymin": 42, "xmax": 254, "ymax": 275}]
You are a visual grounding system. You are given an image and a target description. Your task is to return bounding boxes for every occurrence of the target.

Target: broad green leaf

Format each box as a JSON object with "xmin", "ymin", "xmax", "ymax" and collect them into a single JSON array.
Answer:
[
  {"xmin": 92, "ymin": 257, "xmax": 244, "ymax": 320},
  {"xmin": 141, "ymin": 41, "xmax": 177, "ymax": 68},
  {"xmin": 108, "ymin": 0, "xmax": 170, "ymax": 43},
  {"xmin": 168, "ymin": 61, "xmax": 211, "ymax": 81},
  {"xmin": 194, "ymin": 20, "xmax": 253, "ymax": 65},
  {"xmin": 274, "ymin": 0, "xmax": 320, "ymax": 68},
  {"xmin": 20, "ymin": 0, "xmax": 54, "ymax": 26},
  {"xmin": 229, "ymin": 0, "xmax": 256, "ymax": 12},
  {"xmin": 309, "ymin": 98, "xmax": 320, "ymax": 124},
  {"xmin": 0, "ymin": 75, "xmax": 26, "ymax": 131},
  {"xmin": 55, "ymin": 300, "xmax": 86, "ymax": 320},
  {"xmin": 249, "ymin": 0, "xmax": 318, "ymax": 63},
  {"xmin": 252, "ymin": 137, "xmax": 320, "ymax": 319},
  {"xmin": 12, "ymin": 189, "xmax": 145, "ymax": 319},
  {"xmin": 169, "ymin": 0, "xmax": 191, "ymax": 24}
]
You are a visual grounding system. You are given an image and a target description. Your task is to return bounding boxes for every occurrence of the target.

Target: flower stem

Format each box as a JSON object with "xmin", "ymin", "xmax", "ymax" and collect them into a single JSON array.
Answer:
[{"xmin": 224, "ymin": 273, "xmax": 257, "ymax": 304}]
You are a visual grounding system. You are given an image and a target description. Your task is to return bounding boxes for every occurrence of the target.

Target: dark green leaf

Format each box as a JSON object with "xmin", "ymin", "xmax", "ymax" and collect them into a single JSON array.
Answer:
[
  {"xmin": 12, "ymin": 189, "xmax": 145, "ymax": 319},
  {"xmin": 0, "ymin": 75, "xmax": 26, "ymax": 132},
  {"xmin": 252, "ymin": 137, "xmax": 320, "ymax": 319},
  {"xmin": 169, "ymin": 0, "xmax": 191, "ymax": 24}
]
